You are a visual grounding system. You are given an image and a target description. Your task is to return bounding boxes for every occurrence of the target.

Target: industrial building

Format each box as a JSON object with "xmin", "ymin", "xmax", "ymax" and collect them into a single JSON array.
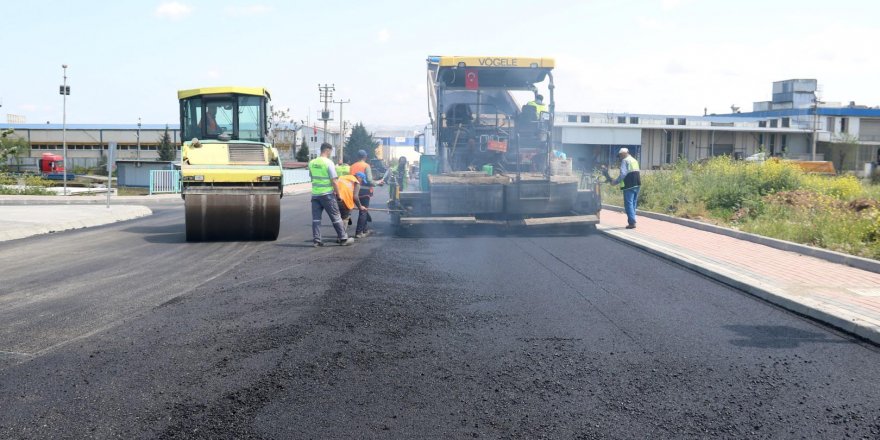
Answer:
[
  {"xmin": 556, "ymin": 79, "xmax": 880, "ymax": 173},
  {"xmin": 4, "ymin": 79, "xmax": 880, "ymax": 174}
]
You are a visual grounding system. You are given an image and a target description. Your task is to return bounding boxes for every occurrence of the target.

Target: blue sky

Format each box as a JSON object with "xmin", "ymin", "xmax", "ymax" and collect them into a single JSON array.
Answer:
[{"xmin": 2, "ymin": 0, "xmax": 879, "ymax": 128}]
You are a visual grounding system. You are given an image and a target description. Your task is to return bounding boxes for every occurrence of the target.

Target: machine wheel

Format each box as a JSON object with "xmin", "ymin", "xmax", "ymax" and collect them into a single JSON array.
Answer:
[{"xmin": 185, "ymin": 193, "xmax": 281, "ymax": 242}]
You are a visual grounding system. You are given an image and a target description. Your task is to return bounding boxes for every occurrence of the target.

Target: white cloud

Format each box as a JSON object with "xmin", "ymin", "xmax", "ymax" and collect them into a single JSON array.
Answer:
[
  {"xmin": 207, "ymin": 69, "xmax": 221, "ymax": 79},
  {"xmin": 224, "ymin": 4, "xmax": 272, "ymax": 16},
  {"xmin": 155, "ymin": 2, "xmax": 193, "ymax": 20},
  {"xmin": 377, "ymin": 29, "xmax": 390, "ymax": 43},
  {"xmin": 661, "ymin": 0, "xmax": 694, "ymax": 10},
  {"xmin": 636, "ymin": 16, "xmax": 661, "ymax": 30}
]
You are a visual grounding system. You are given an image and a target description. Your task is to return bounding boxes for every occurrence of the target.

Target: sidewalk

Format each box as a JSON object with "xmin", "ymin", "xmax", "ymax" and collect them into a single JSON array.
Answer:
[
  {"xmin": 0, "ymin": 184, "xmax": 311, "ymax": 243},
  {"xmin": 0, "ymin": 205, "xmax": 152, "ymax": 242},
  {"xmin": 599, "ymin": 210, "xmax": 880, "ymax": 345}
]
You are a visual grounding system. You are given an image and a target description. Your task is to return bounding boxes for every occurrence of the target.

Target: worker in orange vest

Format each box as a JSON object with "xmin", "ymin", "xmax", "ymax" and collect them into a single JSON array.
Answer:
[
  {"xmin": 350, "ymin": 150, "xmax": 382, "ymax": 237},
  {"xmin": 335, "ymin": 172, "xmax": 367, "ymax": 232}
]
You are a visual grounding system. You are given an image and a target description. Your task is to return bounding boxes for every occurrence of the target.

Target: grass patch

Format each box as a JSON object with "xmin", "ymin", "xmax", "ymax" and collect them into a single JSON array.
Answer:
[
  {"xmin": 116, "ymin": 186, "xmax": 150, "ymax": 196},
  {"xmin": 602, "ymin": 157, "xmax": 880, "ymax": 259},
  {"xmin": 0, "ymin": 173, "xmax": 54, "ymax": 195}
]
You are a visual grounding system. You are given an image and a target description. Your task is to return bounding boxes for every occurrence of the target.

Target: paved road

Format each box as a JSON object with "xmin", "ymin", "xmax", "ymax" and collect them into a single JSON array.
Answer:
[{"xmin": 1, "ymin": 193, "xmax": 878, "ymax": 439}]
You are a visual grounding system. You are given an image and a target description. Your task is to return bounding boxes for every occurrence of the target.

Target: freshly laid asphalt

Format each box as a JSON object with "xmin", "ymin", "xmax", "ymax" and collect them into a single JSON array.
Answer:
[{"xmin": 0, "ymin": 187, "xmax": 878, "ymax": 438}]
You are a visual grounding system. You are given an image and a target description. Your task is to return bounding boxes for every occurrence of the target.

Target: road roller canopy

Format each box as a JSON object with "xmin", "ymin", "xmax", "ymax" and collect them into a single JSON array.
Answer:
[
  {"xmin": 178, "ymin": 87, "xmax": 271, "ymax": 143},
  {"xmin": 428, "ymin": 56, "xmax": 554, "ymax": 90}
]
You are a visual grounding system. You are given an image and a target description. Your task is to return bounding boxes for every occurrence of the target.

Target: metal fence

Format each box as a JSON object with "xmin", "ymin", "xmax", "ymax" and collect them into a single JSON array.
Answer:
[
  {"xmin": 283, "ymin": 168, "xmax": 311, "ymax": 185},
  {"xmin": 149, "ymin": 170, "xmax": 181, "ymax": 195}
]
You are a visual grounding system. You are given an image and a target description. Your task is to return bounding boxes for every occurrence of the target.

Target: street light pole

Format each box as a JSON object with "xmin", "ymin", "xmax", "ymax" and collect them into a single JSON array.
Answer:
[
  {"xmin": 137, "ymin": 117, "xmax": 141, "ymax": 161},
  {"xmin": 61, "ymin": 64, "xmax": 69, "ymax": 196}
]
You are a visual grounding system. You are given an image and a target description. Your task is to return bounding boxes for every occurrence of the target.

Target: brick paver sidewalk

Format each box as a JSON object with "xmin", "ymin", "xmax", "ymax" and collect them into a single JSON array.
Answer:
[{"xmin": 599, "ymin": 210, "xmax": 880, "ymax": 344}]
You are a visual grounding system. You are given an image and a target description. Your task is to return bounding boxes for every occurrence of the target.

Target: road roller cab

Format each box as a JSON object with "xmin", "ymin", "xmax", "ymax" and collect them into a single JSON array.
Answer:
[{"xmin": 178, "ymin": 87, "xmax": 283, "ymax": 242}]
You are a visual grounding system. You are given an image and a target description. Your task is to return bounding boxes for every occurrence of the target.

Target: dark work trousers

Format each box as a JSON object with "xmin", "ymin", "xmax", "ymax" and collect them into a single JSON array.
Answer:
[
  {"xmin": 311, "ymin": 193, "xmax": 348, "ymax": 244},
  {"xmin": 356, "ymin": 194, "xmax": 371, "ymax": 235}
]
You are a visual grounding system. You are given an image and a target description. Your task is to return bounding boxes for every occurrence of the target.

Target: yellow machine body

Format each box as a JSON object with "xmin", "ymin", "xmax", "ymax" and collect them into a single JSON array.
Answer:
[{"xmin": 178, "ymin": 87, "xmax": 283, "ymax": 241}]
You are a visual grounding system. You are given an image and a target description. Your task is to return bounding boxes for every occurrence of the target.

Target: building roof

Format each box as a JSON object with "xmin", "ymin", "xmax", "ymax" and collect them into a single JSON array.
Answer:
[{"xmin": 0, "ymin": 123, "xmax": 181, "ymax": 130}]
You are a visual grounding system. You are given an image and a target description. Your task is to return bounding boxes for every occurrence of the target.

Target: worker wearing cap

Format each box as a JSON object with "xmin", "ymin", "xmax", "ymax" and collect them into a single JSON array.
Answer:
[
  {"xmin": 525, "ymin": 94, "xmax": 548, "ymax": 120},
  {"xmin": 350, "ymin": 150, "xmax": 382, "ymax": 238},
  {"xmin": 308, "ymin": 143, "xmax": 354, "ymax": 246},
  {"xmin": 611, "ymin": 147, "xmax": 641, "ymax": 229},
  {"xmin": 335, "ymin": 172, "xmax": 367, "ymax": 231}
]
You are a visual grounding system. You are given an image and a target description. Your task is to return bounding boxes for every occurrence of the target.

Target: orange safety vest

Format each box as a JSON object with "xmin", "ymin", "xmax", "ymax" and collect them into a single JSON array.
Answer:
[
  {"xmin": 349, "ymin": 161, "xmax": 372, "ymax": 195},
  {"xmin": 336, "ymin": 175, "xmax": 358, "ymax": 210}
]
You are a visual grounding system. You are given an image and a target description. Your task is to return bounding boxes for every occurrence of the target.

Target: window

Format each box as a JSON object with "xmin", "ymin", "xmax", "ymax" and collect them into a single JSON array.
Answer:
[
  {"xmin": 580, "ymin": 115, "xmax": 590, "ymax": 123},
  {"xmin": 840, "ymin": 118, "xmax": 847, "ymax": 133},
  {"xmin": 567, "ymin": 115, "xmax": 577, "ymax": 123},
  {"xmin": 666, "ymin": 118, "xmax": 675, "ymax": 125},
  {"xmin": 781, "ymin": 117, "xmax": 790, "ymax": 128},
  {"xmin": 630, "ymin": 117, "xmax": 639, "ymax": 124},
  {"xmin": 238, "ymin": 95, "xmax": 263, "ymax": 141},
  {"xmin": 827, "ymin": 117, "xmax": 835, "ymax": 132},
  {"xmin": 677, "ymin": 118, "xmax": 686, "ymax": 125},
  {"xmin": 758, "ymin": 133, "xmax": 764, "ymax": 148},
  {"xmin": 758, "ymin": 121, "xmax": 767, "ymax": 128},
  {"xmin": 781, "ymin": 134, "xmax": 787, "ymax": 152},
  {"xmin": 769, "ymin": 119, "xmax": 778, "ymax": 128},
  {"xmin": 769, "ymin": 134, "xmax": 776, "ymax": 155},
  {"xmin": 617, "ymin": 116, "xmax": 626, "ymax": 124},
  {"xmin": 665, "ymin": 131, "xmax": 673, "ymax": 163}
]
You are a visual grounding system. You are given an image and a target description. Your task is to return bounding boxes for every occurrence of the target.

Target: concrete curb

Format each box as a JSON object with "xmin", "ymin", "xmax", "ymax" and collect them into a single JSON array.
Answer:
[
  {"xmin": 0, "ymin": 206, "xmax": 153, "ymax": 242},
  {"xmin": 603, "ymin": 204, "xmax": 880, "ymax": 274},
  {"xmin": 0, "ymin": 183, "xmax": 312, "ymax": 205},
  {"xmin": 597, "ymin": 225, "xmax": 880, "ymax": 345}
]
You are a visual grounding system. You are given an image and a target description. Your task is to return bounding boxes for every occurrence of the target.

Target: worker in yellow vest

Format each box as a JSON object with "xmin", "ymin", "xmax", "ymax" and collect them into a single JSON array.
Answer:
[
  {"xmin": 308, "ymin": 143, "xmax": 354, "ymax": 246},
  {"xmin": 524, "ymin": 94, "xmax": 548, "ymax": 120},
  {"xmin": 611, "ymin": 148, "xmax": 641, "ymax": 229}
]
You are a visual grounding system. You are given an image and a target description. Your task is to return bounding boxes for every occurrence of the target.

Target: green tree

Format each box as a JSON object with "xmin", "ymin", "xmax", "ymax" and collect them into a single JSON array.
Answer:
[
  {"xmin": 343, "ymin": 122, "xmax": 378, "ymax": 163},
  {"xmin": 157, "ymin": 125, "xmax": 176, "ymax": 161},
  {"xmin": 0, "ymin": 129, "xmax": 31, "ymax": 171},
  {"xmin": 295, "ymin": 138, "xmax": 310, "ymax": 162}
]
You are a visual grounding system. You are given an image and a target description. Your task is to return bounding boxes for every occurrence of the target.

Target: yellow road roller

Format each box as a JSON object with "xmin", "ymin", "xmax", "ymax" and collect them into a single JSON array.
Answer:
[{"xmin": 178, "ymin": 87, "xmax": 283, "ymax": 241}]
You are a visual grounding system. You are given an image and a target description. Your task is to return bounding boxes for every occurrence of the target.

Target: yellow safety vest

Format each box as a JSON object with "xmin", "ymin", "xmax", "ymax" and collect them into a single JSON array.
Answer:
[
  {"xmin": 308, "ymin": 157, "xmax": 334, "ymax": 196},
  {"xmin": 526, "ymin": 100, "xmax": 548, "ymax": 118}
]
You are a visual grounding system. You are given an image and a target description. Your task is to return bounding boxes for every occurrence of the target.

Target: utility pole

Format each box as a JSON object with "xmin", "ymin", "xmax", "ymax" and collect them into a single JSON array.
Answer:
[
  {"xmin": 60, "ymin": 64, "xmax": 69, "ymax": 196},
  {"xmin": 318, "ymin": 83, "xmax": 334, "ymax": 159},
  {"xmin": 333, "ymin": 98, "xmax": 350, "ymax": 164},
  {"xmin": 811, "ymin": 92, "xmax": 821, "ymax": 161},
  {"xmin": 136, "ymin": 117, "xmax": 141, "ymax": 161}
]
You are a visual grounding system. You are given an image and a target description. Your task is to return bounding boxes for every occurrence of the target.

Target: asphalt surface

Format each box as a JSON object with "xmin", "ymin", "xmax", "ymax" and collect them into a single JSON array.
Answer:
[{"xmin": 1, "ymin": 191, "xmax": 879, "ymax": 439}]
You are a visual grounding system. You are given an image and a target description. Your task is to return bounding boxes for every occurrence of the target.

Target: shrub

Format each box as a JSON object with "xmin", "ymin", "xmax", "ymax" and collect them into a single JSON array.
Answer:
[{"xmin": 800, "ymin": 173, "xmax": 862, "ymax": 200}]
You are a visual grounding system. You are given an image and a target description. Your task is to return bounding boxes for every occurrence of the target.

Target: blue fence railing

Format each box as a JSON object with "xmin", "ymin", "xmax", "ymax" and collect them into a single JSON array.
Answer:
[
  {"xmin": 148, "ymin": 168, "xmax": 309, "ymax": 195},
  {"xmin": 149, "ymin": 170, "xmax": 181, "ymax": 195}
]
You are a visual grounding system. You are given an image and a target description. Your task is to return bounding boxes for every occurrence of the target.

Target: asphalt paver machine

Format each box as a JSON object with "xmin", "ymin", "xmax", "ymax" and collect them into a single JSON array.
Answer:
[{"xmin": 389, "ymin": 56, "xmax": 601, "ymax": 231}]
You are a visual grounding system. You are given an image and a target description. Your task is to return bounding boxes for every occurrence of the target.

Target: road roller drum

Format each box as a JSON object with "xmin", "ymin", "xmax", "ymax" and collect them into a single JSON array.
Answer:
[{"xmin": 185, "ymin": 192, "xmax": 280, "ymax": 242}]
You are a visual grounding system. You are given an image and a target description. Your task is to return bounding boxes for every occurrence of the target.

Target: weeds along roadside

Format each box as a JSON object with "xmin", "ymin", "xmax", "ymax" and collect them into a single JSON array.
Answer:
[
  {"xmin": 0, "ymin": 173, "xmax": 54, "ymax": 195},
  {"xmin": 600, "ymin": 157, "xmax": 880, "ymax": 259}
]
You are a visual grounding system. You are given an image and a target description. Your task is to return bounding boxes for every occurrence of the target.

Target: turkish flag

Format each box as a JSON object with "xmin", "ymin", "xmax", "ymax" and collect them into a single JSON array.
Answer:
[
  {"xmin": 465, "ymin": 69, "xmax": 479, "ymax": 90},
  {"xmin": 313, "ymin": 125, "xmax": 318, "ymax": 135}
]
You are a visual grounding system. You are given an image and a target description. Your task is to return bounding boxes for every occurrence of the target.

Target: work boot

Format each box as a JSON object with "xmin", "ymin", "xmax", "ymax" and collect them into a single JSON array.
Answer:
[
  {"xmin": 338, "ymin": 237, "xmax": 354, "ymax": 246},
  {"xmin": 625, "ymin": 224, "xmax": 636, "ymax": 229}
]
